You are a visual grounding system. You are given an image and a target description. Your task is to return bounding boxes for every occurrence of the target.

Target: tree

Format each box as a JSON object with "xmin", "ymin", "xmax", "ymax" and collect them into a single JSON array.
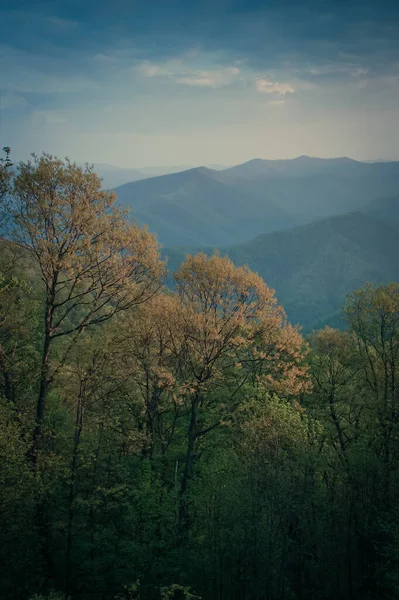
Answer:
[
  {"xmin": 173, "ymin": 253, "xmax": 309, "ymax": 525},
  {"xmin": 309, "ymin": 327, "xmax": 361, "ymax": 456},
  {"xmin": 116, "ymin": 293, "xmax": 182, "ymax": 459},
  {"xmin": 0, "ymin": 146, "xmax": 12, "ymax": 229},
  {"xmin": 10, "ymin": 154, "xmax": 165, "ymax": 459},
  {"xmin": 345, "ymin": 283, "xmax": 399, "ymax": 491}
]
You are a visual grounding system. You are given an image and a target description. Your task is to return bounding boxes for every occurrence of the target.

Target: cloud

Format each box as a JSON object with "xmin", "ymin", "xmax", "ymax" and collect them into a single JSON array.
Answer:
[
  {"xmin": 308, "ymin": 64, "xmax": 369, "ymax": 78},
  {"xmin": 255, "ymin": 79, "xmax": 295, "ymax": 95},
  {"xmin": 135, "ymin": 58, "xmax": 241, "ymax": 88},
  {"xmin": 137, "ymin": 61, "xmax": 164, "ymax": 77},
  {"xmin": 175, "ymin": 75, "xmax": 220, "ymax": 87},
  {"xmin": 136, "ymin": 56, "xmax": 296, "ymax": 95},
  {"xmin": 175, "ymin": 67, "xmax": 240, "ymax": 87},
  {"xmin": 354, "ymin": 72, "xmax": 399, "ymax": 91},
  {"xmin": 2, "ymin": 0, "xmax": 399, "ymax": 165}
]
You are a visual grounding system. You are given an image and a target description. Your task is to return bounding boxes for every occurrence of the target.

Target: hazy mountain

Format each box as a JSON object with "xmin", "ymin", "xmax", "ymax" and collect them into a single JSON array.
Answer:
[
  {"xmin": 163, "ymin": 212, "xmax": 399, "ymax": 330},
  {"xmin": 114, "ymin": 167, "xmax": 294, "ymax": 246},
  {"xmin": 94, "ymin": 163, "xmax": 230, "ymax": 189},
  {"xmin": 114, "ymin": 156, "xmax": 399, "ymax": 247},
  {"xmin": 364, "ymin": 158, "xmax": 396, "ymax": 163},
  {"xmin": 364, "ymin": 195, "xmax": 399, "ymax": 224},
  {"xmin": 223, "ymin": 155, "xmax": 399, "ymax": 180},
  {"xmin": 136, "ymin": 165, "xmax": 193, "ymax": 177},
  {"xmin": 94, "ymin": 164, "xmax": 149, "ymax": 188},
  {"xmin": 138, "ymin": 164, "xmax": 228, "ymax": 176}
]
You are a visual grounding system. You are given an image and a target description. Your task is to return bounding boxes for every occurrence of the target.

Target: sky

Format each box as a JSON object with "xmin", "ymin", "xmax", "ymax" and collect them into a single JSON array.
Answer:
[{"xmin": 1, "ymin": 0, "xmax": 399, "ymax": 167}]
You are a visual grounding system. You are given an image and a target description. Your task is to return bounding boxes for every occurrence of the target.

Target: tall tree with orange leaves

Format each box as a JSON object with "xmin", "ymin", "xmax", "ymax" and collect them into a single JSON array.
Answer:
[
  {"xmin": 172, "ymin": 253, "xmax": 309, "ymax": 525},
  {"xmin": 10, "ymin": 154, "xmax": 165, "ymax": 459}
]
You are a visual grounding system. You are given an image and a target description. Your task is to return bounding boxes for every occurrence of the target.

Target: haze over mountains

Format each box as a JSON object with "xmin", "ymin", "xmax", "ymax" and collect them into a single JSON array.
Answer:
[
  {"xmin": 95, "ymin": 163, "xmax": 228, "ymax": 189},
  {"xmin": 111, "ymin": 155, "xmax": 399, "ymax": 329},
  {"xmin": 165, "ymin": 212, "xmax": 399, "ymax": 330},
  {"xmin": 114, "ymin": 156, "xmax": 399, "ymax": 247}
]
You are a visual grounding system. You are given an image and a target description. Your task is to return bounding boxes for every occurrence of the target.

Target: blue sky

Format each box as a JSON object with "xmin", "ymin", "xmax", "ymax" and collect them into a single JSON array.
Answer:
[{"xmin": 1, "ymin": 0, "xmax": 399, "ymax": 167}]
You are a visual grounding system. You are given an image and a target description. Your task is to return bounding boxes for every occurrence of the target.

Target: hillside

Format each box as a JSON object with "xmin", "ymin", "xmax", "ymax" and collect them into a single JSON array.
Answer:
[
  {"xmin": 163, "ymin": 212, "xmax": 399, "ymax": 330},
  {"xmin": 365, "ymin": 195, "xmax": 399, "ymax": 224},
  {"xmin": 114, "ymin": 156, "xmax": 399, "ymax": 247},
  {"xmin": 114, "ymin": 167, "xmax": 294, "ymax": 246},
  {"xmin": 94, "ymin": 163, "xmax": 230, "ymax": 189}
]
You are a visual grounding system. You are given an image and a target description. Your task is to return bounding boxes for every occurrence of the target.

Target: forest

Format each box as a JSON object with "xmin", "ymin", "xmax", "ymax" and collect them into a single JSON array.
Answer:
[{"xmin": 1, "ymin": 150, "xmax": 399, "ymax": 600}]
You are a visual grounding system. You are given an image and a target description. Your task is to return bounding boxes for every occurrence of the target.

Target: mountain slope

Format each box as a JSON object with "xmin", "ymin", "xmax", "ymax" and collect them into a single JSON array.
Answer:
[
  {"xmin": 114, "ymin": 167, "xmax": 293, "ymax": 246},
  {"xmin": 94, "ymin": 163, "xmax": 231, "ymax": 188},
  {"xmin": 163, "ymin": 212, "xmax": 399, "ymax": 330},
  {"xmin": 114, "ymin": 157, "xmax": 399, "ymax": 247},
  {"xmin": 364, "ymin": 195, "xmax": 399, "ymax": 224},
  {"xmin": 93, "ymin": 164, "xmax": 149, "ymax": 188}
]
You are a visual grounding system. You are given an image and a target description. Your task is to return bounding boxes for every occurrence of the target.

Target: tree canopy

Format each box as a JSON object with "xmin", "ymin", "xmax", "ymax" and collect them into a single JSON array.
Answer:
[{"xmin": 1, "ymin": 155, "xmax": 399, "ymax": 600}]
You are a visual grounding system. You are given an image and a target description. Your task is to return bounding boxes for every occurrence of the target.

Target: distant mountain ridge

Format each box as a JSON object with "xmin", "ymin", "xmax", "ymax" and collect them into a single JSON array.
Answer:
[
  {"xmin": 114, "ymin": 166, "xmax": 296, "ymax": 246},
  {"xmin": 223, "ymin": 155, "xmax": 399, "ymax": 179},
  {"xmin": 75, "ymin": 157, "xmax": 399, "ymax": 328},
  {"xmin": 163, "ymin": 212, "xmax": 399, "ymax": 330},
  {"xmin": 113, "ymin": 156, "xmax": 399, "ymax": 247},
  {"xmin": 94, "ymin": 163, "xmax": 229, "ymax": 189}
]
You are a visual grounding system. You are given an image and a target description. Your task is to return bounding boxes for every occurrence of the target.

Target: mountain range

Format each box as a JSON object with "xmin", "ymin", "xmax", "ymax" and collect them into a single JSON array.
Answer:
[
  {"xmin": 94, "ymin": 163, "xmax": 228, "ymax": 189},
  {"xmin": 163, "ymin": 211, "xmax": 399, "ymax": 330},
  {"xmin": 113, "ymin": 156, "xmax": 399, "ymax": 247},
  {"xmin": 109, "ymin": 155, "xmax": 399, "ymax": 329}
]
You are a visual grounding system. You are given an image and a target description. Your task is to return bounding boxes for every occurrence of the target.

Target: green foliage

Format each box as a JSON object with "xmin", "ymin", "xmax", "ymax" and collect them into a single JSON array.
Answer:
[
  {"xmin": 29, "ymin": 593, "xmax": 67, "ymax": 600},
  {"xmin": 2, "ymin": 156, "xmax": 399, "ymax": 600},
  {"xmin": 160, "ymin": 584, "xmax": 200, "ymax": 600},
  {"xmin": 114, "ymin": 581, "xmax": 141, "ymax": 600}
]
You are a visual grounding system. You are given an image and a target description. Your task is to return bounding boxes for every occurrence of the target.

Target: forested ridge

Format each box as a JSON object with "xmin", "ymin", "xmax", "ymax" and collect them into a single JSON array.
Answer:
[
  {"xmin": 163, "ymin": 211, "xmax": 399, "ymax": 330},
  {"xmin": 1, "ymin": 151, "xmax": 399, "ymax": 600}
]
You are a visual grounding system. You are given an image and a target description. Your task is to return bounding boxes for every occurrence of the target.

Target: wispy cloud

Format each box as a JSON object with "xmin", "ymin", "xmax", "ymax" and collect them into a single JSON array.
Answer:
[
  {"xmin": 175, "ymin": 67, "xmax": 240, "ymax": 88},
  {"xmin": 175, "ymin": 75, "xmax": 221, "ymax": 87},
  {"xmin": 255, "ymin": 79, "xmax": 295, "ymax": 96},
  {"xmin": 354, "ymin": 71, "xmax": 399, "ymax": 91},
  {"xmin": 135, "ymin": 56, "xmax": 297, "ymax": 95},
  {"xmin": 137, "ymin": 62, "xmax": 164, "ymax": 78},
  {"xmin": 135, "ymin": 58, "xmax": 241, "ymax": 88},
  {"xmin": 308, "ymin": 64, "xmax": 369, "ymax": 78},
  {"xmin": 2, "ymin": 0, "xmax": 399, "ymax": 165}
]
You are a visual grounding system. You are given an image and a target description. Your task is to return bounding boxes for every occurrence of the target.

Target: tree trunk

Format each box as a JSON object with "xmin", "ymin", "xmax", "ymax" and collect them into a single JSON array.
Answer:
[
  {"xmin": 35, "ymin": 496, "xmax": 55, "ymax": 591},
  {"xmin": 32, "ymin": 278, "xmax": 57, "ymax": 463},
  {"xmin": 178, "ymin": 393, "xmax": 199, "ymax": 529},
  {"xmin": 32, "ymin": 328, "xmax": 51, "ymax": 463},
  {"xmin": 65, "ymin": 388, "xmax": 84, "ymax": 594},
  {"xmin": 0, "ymin": 345, "xmax": 14, "ymax": 404}
]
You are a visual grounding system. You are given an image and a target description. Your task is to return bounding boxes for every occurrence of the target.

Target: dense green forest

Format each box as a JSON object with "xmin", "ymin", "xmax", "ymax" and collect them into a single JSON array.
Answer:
[{"xmin": 1, "ymin": 151, "xmax": 399, "ymax": 600}]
